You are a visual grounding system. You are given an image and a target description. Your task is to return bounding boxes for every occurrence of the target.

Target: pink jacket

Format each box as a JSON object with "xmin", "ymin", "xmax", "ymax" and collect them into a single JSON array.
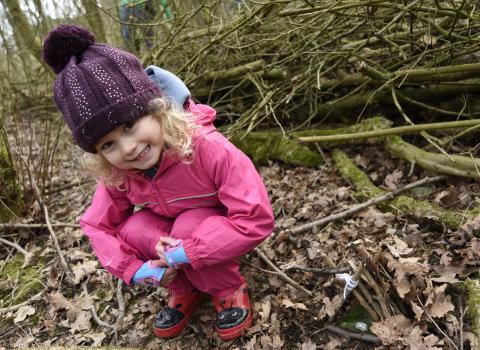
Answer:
[{"xmin": 80, "ymin": 102, "xmax": 275, "ymax": 285}]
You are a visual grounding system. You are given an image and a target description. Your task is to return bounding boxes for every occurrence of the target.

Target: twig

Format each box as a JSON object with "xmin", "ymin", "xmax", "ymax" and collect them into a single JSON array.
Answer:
[
  {"xmin": 0, "ymin": 222, "xmax": 80, "ymax": 229},
  {"xmin": 0, "ymin": 237, "xmax": 28, "ymax": 255},
  {"xmin": 281, "ymin": 264, "xmax": 350, "ymax": 275},
  {"xmin": 255, "ymin": 248, "xmax": 312, "ymax": 296},
  {"xmin": 30, "ymin": 178, "xmax": 73, "ymax": 282},
  {"xmin": 351, "ymin": 246, "xmax": 391, "ymax": 318},
  {"xmin": 81, "ymin": 282, "xmax": 116, "ymax": 330},
  {"xmin": 417, "ymin": 295, "xmax": 459, "ymax": 350},
  {"xmin": 115, "ymin": 279, "xmax": 126, "ymax": 330},
  {"xmin": 298, "ymin": 119, "xmax": 480, "ymax": 143},
  {"xmin": 44, "ymin": 178, "xmax": 92, "ymax": 196},
  {"xmin": 276, "ymin": 175, "xmax": 445, "ymax": 240},
  {"xmin": 325, "ymin": 325, "xmax": 381, "ymax": 344},
  {"xmin": 0, "ymin": 289, "xmax": 45, "ymax": 314}
]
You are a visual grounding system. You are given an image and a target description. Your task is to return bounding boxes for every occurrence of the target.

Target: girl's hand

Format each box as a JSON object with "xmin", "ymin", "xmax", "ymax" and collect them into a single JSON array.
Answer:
[
  {"xmin": 154, "ymin": 236, "xmax": 181, "ymax": 266},
  {"xmin": 159, "ymin": 267, "xmax": 177, "ymax": 287}
]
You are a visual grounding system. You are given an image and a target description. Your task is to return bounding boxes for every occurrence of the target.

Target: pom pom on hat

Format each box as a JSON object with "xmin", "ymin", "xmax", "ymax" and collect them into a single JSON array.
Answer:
[{"xmin": 43, "ymin": 24, "xmax": 95, "ymax": 73}]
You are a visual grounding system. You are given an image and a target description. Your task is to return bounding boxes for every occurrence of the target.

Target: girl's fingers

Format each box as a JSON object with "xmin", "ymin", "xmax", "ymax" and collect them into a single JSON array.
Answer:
[
  {"xmin": 151, "ymin": 259, "xmax": 168, "ymax": 267},
  {"xmin": 158, "ymin": 236, "xmax": 178, "ymax": 245}
]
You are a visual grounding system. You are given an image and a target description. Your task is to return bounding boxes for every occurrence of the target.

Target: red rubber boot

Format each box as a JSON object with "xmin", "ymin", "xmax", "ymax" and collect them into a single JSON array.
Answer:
[
  {"xmin": 154, "ymin": 290, "xmax": 203, "ymax": 338},
  {"xmin": 213, "ymin": 282, "xmax": 253, "ymax": 340}
]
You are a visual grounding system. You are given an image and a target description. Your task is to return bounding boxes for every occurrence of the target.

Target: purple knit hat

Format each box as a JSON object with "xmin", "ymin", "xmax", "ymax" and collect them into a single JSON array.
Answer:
[{"xmin": 42, "ymin": 24, "xmax": 163, "ymax": 153}]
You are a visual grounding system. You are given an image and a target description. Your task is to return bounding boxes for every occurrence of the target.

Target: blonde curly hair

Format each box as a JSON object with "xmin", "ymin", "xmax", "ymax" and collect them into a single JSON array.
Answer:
[{"xmin": 83, "ymin": 97, "xmax": 197, "ymax": 186}]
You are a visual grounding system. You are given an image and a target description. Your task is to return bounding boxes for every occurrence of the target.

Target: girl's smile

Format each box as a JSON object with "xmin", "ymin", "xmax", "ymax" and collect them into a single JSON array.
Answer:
[{"xmin": 95, "ymin": 115, "xmax": 164, "ymax": 170}]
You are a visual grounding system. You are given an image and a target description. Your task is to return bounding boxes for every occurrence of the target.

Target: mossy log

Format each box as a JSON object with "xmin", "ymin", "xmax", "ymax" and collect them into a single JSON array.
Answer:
[
  {"xmin": 298, "ymin": 116, "xmax": 480, "ymax": 180},
  {"xmin": 230, "ymin": 131, "xmax": 323, "ymax": 167},
  {"xmin": 228, "ymin": 117, "xmax": 396, "ymax": 167},
  {"xmin": 331, "ymin": 149, "xmax": 480, "ymax": 230},
  {"xmin": 385, "ymin": 135, "xmax": 480, "ymax": 179},
  {"xmin": 465, "ymin": 279, "xmax": 480, "ymax": 344}
]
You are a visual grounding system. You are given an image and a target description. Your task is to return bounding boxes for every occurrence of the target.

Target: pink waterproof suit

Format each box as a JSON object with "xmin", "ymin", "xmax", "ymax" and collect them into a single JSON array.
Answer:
[{"xmin": 80, "ymin": 101, "xmax": 275, "ymax": 296}]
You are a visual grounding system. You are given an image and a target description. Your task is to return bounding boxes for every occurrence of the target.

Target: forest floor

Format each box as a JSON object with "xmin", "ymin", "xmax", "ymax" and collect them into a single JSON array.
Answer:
[{"xmin": 1, "ymin": 119, "xmax": 479, "ymax": 349}]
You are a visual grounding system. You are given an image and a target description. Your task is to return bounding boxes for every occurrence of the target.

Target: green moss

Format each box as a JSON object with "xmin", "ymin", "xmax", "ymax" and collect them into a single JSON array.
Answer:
[
  {"xmin": 231, "ymin": 131, "xmax": 323, "ymax": 167},
  {"xmin": 0, "ymin": 253, "xmax": 44, "ymax": 306},
  {"xmin": 465, "ymin": 279, "xmax": 480, "ymax": 339}
]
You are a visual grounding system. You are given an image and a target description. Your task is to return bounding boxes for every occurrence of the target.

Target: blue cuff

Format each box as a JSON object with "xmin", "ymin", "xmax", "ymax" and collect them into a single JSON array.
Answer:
[
  {"xmin": 132, "ymin": 261, "xmax": 166, "ymax": 287},
  {"xmin": 165, "ymin": 245, "xmax": 190, "ymax": 266}
]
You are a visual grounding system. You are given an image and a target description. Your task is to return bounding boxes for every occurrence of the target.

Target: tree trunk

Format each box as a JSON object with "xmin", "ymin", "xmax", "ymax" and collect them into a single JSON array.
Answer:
[
  {"xmin": 81, "ymin": 0, "xmax": 107, "ymax": 43},
  {"xmin": 2, "ymin": 0, "xmax": 43, "ymax": 65}
]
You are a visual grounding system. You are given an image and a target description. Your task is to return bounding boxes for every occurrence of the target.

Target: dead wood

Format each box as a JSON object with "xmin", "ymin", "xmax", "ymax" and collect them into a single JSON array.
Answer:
[{"xmin": 331, "ymin": 149, "xmax": 480, "ymax": 230}]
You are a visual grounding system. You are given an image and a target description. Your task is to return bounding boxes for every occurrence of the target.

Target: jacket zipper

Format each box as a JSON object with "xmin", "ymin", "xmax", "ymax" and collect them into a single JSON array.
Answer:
[{"xmin": 165, "ymin": 191, "xmax": 218, "ymax": 204}]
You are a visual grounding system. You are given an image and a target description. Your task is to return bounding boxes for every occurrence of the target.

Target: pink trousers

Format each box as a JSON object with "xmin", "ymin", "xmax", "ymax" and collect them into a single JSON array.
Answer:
[{"xmin": 118, "ymin": 207, "xmax": 245, "ymax": 296}]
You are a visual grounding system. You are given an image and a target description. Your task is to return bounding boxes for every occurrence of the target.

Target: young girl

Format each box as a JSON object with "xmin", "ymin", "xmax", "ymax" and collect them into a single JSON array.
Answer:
[{"xmin": 42, "ymin": 24, "xmax": 274, "ymax": 340}]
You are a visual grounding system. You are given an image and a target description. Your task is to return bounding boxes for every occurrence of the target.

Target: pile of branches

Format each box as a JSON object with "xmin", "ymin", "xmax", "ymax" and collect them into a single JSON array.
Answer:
[{"xmin": 149, "ymin": 0, "xmax": 480, "ymax": 135}]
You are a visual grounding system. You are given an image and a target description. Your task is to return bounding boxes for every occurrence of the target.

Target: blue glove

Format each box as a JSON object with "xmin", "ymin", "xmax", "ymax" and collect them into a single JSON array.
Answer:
[
  {"xmin": 132, "ymin": 261, "xmax": 166, "ymax": 287},
  {"xmin": 164, "ymin": 239, "xmax": 190, "ymax": 267},
  {"xmin": 145, "ymin": 65, "xmax": 191, "ymax": 108}
]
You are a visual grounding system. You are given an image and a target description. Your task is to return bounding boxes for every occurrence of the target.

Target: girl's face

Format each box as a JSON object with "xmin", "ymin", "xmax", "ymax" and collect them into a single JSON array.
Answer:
[{"xmin": 95, "ymin": 115, "xmax": 164, "ymax": 170}]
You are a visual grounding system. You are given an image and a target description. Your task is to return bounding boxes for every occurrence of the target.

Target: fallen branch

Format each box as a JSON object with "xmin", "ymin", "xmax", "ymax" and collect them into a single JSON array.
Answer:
[
  {"xmin": 331, "ymin": 149, "xmax": 480, "ymax": 230},
  {"xmin": 30, "ymin": 178, "xmax": 73, "ymax": 283},
  {"xmin": 325, "ymin": 325, "xmax": 381, "ymax": 344},
  {"xmin": 0, "ymin": 237, "xmax": 28, "ymax": 255},
  {"xmin": 82, "ymin": 282, "xmax": 116, "ymax": 330},
  {"xmin": 298, "ymin": 119, "xmax": 480, "ymax": 143},
  {"xmin": 281, "ymin": 264, "xmax": 350, "ymax": 275},
  {"xmin": 0, "ymin": 222, "xmax": 80, "ymax": 229},
  {"xmin": 275, "ymin": 174, "xmax": 445, "ymax": 241},
  {"xmin": 255, "ymin": 248, "xmax": 312, "ymax": 296},
  {"xmin": 0, "ymin": 237, "xmax": 35, "ymax": 268},
  {"xmin": 385, "ymin": 135, "xmax": 480, "ymax": 179},
  {"xmin": 81, "ymin": 279, "xmax": 126, "ymax": 333}
]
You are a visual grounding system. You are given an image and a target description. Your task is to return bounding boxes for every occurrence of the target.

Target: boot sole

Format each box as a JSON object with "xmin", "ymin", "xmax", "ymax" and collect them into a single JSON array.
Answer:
[
  {"xmin": 216, "ymin": 309, "xmax": 253, "ymax": 341},
  {"xmin": 154, "ymin": 295, "xmax": 203, "ymax": 338}
]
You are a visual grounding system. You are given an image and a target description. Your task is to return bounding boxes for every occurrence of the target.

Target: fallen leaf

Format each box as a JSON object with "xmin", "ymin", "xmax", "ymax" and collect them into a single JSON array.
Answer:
[
  {"xmin": 385, "ymin": 169, "xmax": 403, "ymax": 190},
  {"xmin": 259, "ymin": 300, "xmax": 271, "ymax": 323},
  {"xmin": 13, "ymin": 305, "xmax": 35, "ymax": 323},
  {"xmin": 370, "ymin": 315, "xmax": 412, "ymax": 345},
  {"xmin": 387, "ymin": 236, "xmax": 413, "ymax": 257},
  {"xmin": 13, "ymin": 336, "xmax": 35, "ymax": 348},
  {"xmin": 281, "ymin": 298, "xmax": 307, "ymax": 310},
  {"xmin": 72, "ymin": 260, "xmax": 98, "ymax": 284}
]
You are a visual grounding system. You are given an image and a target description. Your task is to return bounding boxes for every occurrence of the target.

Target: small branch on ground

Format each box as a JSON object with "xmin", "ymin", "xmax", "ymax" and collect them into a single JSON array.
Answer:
[
  {"xmin": 274, "ymin": 175, "xmax": 445, "ymax": 242},
  {"xmin": 255, "ymin": 248, "xmax": 313, "ymax": 296},
  {"xmin": 0, "ymin": 237, "xmax": 35, "ymax": 268},
  {"xmin": 298, "ymin": 119, "xmax": 480, "ymax": 143},
  {"xmin": 325, "ymin": 325, "xmax": 381, "ymax": 344},
  {"xmin": 0, "ymin": 222, "xmax": 80, "ymax": 229},
  {"xmin": 82, "ymin": 282, "xmax": 116, "ymax": 330},
  {"xmin": 280, "ymin": 264, "xmax": 351, "ymax": 275}
]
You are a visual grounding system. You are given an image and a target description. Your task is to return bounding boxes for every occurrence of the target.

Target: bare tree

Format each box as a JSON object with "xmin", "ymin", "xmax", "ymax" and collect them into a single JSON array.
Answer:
[
  {"xmin": 2, "ymin": 0, "xmax": 43, "ymax": 65},
  {"xmin": 81, "ymin": 0, "xmax": 107, "ymax": 43}
]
